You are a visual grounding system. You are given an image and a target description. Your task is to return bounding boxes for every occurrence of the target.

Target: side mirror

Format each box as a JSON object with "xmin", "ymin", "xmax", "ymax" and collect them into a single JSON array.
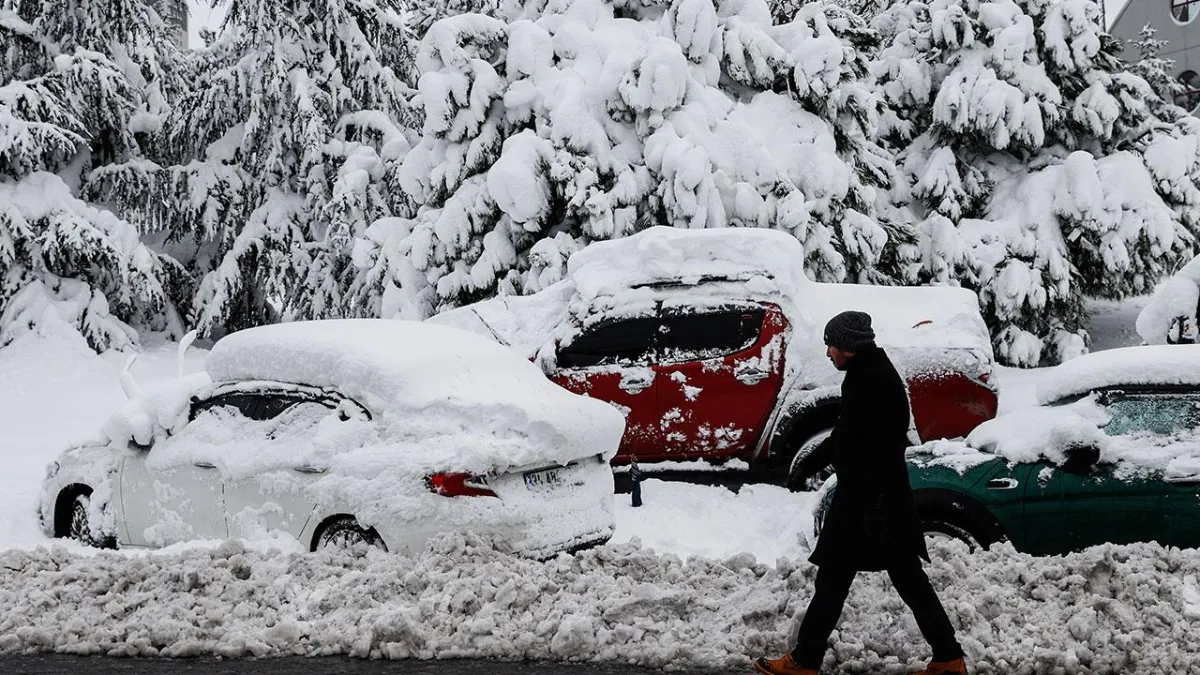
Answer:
[{"xmin": 1062, "ymin": 444, "xmax": 1100, "ymax": 475}]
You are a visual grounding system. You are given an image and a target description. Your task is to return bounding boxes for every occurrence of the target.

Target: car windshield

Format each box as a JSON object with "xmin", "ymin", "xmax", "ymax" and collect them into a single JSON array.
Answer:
[{"xmin": 1102, "ymin": 392, "xmax": 1200, "ymax": 437}]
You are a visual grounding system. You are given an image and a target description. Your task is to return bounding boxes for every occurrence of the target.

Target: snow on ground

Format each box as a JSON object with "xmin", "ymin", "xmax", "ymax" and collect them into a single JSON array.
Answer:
[
  {"xmin": 3, "ymin": 301, "xmax": 1197, "ymax": 672},
  {"xmin": 1090, "ymin": 295, "xmax": 1152, "ymax": 352},
  {"xmin": 3, "ymin": 536, "xmax": 1200, "ymax": 673},
  {"xmin": 0, "ymin": 332, "xmax": 207, "ymax": 550}
]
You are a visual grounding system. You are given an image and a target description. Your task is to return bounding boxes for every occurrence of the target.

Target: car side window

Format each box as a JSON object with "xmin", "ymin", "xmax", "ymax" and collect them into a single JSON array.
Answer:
[
  {"xmin": 557, "ymin": 317, "xmax": 659, "ymax": 368},
  {"xmin": 190, "ymin": 393, "xmax": 262, "ymax": 421},
  {"xmin": 1102, "ymin": 392, "xmax": 1200, "ymax": 436},
  {"xmin": 257, "ymin": 395, "xmax": 301, "ymax": 420},
  {"xmin": 657, "ymin": 309, "xmax": 764, "ymax": 364}
]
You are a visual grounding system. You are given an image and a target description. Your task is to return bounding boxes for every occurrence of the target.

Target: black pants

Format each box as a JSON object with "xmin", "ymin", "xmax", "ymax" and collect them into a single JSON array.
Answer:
[{"xmin": 791, "ymin": 558, "xmax": 963, "ymax": 669}]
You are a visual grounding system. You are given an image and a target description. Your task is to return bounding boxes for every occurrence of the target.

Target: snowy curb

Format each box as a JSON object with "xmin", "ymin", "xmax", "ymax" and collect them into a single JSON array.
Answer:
[{"xmin": 2, "ymin": 536, "xmax": 1199, "ymax": 673}]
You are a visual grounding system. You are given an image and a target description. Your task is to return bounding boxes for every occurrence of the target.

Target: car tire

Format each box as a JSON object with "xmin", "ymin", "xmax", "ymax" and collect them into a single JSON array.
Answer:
[
  {"xmin": 65, "ymin": 493, "xmax": 112, "ymax": 548},
  {"xmin": 922, "ymin": 517, "xmax": 983, "ymax": 552},
  {"xmin": 314, "ymin": 516, "xmax": 387, "ymax": 552},
  {"xmin": 786, "ymin": 427, "xmax": 834, "ymax": 492}
]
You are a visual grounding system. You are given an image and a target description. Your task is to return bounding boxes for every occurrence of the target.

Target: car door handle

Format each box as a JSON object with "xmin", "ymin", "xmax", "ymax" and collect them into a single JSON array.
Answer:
[
  {"xmin": 293, "ymin": 465, "xmax": 328, "ymax": 474},
  {"xmin": 618, "ymin": 373, "xmax": 653, "ymax": 393},
  {"xmin": 193, "ymin": 461, "xmax": 217, "ymax": 469},
  {"xmin": 986, "ymin": 478, "xmax": 1018, "ymax": 490},
  {"xmin": 619, "ymin": 380, "xmax": 651, "ymax": 393},
  {"xmin": 735, "ymin": 367, "xmax": 769, "ymax": 385}
]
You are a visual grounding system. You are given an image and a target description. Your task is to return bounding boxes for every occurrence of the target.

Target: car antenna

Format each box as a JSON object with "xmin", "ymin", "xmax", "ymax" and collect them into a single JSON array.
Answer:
[{"xmin": 176, "ymin": 329, "xmax": 198, "ymax": 378}]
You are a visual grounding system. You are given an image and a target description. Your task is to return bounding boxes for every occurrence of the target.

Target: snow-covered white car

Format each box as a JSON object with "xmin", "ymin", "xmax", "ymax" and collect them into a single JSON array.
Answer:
[{"xmin": 38, "ymin": 320, "xmax": 624, "ymax": 559}]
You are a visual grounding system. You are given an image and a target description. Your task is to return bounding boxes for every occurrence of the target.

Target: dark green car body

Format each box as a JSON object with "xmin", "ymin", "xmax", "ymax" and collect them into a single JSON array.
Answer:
[{"xmin": 816, "ymin": 385, "xmax": 1200, "ymax": 555}]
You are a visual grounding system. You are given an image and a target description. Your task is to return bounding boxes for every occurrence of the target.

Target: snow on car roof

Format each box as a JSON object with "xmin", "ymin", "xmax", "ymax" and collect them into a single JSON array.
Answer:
[
  {"xmin": 1035, "ymin": 344, "xmax": 1200, "ymax": 405},
  {"xmin": 566, "ymin": 227, "xmax": 808, "ymax": 305},
  {"xmin": 183, "ymin": 319, "xmax": 623, "ymax": 470},
  {"xmin": 432, "ymin": 227, "xmax": 993, "ymax": 385},
  {"xmin": 207, "ymin": 319, "xmax": 557, "ymax": 410}
]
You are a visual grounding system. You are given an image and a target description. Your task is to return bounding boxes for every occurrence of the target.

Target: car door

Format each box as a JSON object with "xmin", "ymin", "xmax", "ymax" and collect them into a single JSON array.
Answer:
[
  {"xmin": 221, "ymin": 391, "xmax": 363, "ymax": 542},
  {"xmin": 1021, "ymin": 461, "xmax": 1170, "ymax": 554},
  {"xmin": 1165, "ymin": 473, "xmax": 1200, "ymax": 549},
  {"xmin": 654, "ymin": 303, "xmax": 787, "ymax": 460},
  {"xmin": 550, "ymin": 315, "xmax": 662, "ymax": 462},
  {"xmin": 117, "ymin": 394, "xmax": 251, "ymax": 547},
  {"xmin": 1101, "ymin": 388, "xmax": 1200, "ymax": 550}
]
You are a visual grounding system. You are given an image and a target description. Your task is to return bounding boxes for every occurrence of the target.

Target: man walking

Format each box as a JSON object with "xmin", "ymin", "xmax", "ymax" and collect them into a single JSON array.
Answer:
[{"xmin": 754, "ymin": 311, "xmax": 967, "ymax": 675}]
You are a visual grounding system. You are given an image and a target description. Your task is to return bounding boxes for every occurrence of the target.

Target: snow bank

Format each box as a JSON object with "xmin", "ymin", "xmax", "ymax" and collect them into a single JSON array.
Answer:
[
  {"xmin": 1035, "ymin": 345, "xmax": 1200, "ymax": 405},
  {"xmin": 2, "ymin": 536, "xmax": 1200, "ymax": 673},
  {"xmin": 965, "ymin": 399, "xmax": 1111, "ymax": 465}
]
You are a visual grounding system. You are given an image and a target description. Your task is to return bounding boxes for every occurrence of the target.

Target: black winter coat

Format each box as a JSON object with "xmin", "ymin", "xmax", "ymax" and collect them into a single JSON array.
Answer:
[{"xmin": 805, "ymin": 345, "xmax": 928, "ymax": 571}]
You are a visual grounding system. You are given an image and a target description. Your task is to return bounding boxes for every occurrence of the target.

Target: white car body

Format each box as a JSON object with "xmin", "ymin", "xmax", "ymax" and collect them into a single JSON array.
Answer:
[{"xmin": 39, "ymin": 320, "xmax": 625, "ymax": 558}]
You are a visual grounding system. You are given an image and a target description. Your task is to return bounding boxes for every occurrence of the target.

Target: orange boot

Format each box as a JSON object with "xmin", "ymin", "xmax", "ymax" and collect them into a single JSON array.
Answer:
[
  {"xmin": 753, "ymin": 654, "xmax": 819, "ymax": 675},
  {"xmin": 913, "ymin": 656, "xmax": 967, "ymax": 675}
]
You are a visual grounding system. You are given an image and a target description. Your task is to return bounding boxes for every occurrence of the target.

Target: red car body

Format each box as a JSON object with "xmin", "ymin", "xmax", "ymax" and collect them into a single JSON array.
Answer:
[{"xmin": 547, "ymin": 301, "xmax": 997, "ymax": 468}]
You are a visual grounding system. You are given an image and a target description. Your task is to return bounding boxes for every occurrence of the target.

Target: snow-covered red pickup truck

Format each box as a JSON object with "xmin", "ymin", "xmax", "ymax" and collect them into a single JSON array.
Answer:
[{"xmin": 430, "ymin": 227, "xmax": 998, "ymax": 488}]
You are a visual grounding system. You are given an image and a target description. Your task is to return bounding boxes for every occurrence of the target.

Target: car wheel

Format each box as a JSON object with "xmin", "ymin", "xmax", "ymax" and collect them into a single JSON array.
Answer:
[
  {"xmin": 66, "ymin": 493, "xmax": 103, "ymax": 547},
  {"xmin": 315, "ymin": 516, "xmax": 386, "ymax": 552},
  {"xmin": 786, "ymin": 427, "xmax": 834, "ymax": 492},
  {"xmin": 922, "ymin": 517, "xmax": 983, "ymax": 552}
]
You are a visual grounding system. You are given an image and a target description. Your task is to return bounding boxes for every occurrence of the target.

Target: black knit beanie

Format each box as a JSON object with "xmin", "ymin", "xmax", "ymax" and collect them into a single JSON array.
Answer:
[{"xmin": 823, "ymin": 310, "xmax": 876, "ymax": 352}]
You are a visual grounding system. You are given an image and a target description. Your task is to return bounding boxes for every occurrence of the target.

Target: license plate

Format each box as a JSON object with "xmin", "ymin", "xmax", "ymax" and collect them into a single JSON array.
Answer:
[{"xmin": 524, "ymin": 467, "xmax": 564, "ymax": 490}]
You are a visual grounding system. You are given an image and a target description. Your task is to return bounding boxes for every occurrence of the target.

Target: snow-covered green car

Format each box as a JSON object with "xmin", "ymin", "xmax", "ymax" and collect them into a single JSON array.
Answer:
[{"xmin": 813, "ymin": 345, "xmax": 1200, "ymax": 555}]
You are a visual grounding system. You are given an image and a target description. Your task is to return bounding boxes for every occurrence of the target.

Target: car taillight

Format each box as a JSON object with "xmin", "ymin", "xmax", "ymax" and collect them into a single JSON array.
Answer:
[{"xmin": 426, "ymin": 472, "xmax": 497, "ymax": 498}]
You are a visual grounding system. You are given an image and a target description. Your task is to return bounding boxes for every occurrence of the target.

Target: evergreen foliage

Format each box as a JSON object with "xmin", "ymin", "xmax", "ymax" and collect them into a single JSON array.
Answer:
[
  {"xmin": 873, "ymin": 0, "xmax": 1198, "ymax": 365},
  {"xmin": 83, "ymin": 0, "xmax": 420, "ymax": 338},
  {"xmin": 352, "ymin": 0, "xmax": 912, "ymax": 320},
  {"xmin": 0, "ymin": 0, "xmax": 188, "ymax": 351}
]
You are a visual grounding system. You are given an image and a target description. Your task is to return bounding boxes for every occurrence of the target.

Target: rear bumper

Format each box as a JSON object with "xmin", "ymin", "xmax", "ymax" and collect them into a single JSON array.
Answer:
[
  {"xmin": 372, "ymin": 456, "xmax": 617, "ymax": 559},
  {"xmin": 908, "ymin": 372, "xmax": 999, "ymax": 442}
]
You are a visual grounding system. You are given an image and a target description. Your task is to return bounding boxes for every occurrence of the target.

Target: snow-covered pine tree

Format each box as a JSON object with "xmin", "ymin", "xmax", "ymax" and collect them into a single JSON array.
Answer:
[
  {"xmin": 769, "ymin": 0, "xmax": 896, "ymax": 25},
  {"xmin": 874, "ymin": 0, "xmax": 1196, "ymax": 366},
  {"xmin": 0, "ymin": 0, "xmax": 188, "ymax": 352},
  {"xmin": 85, "ymin": 0, "xmax": 419, "ymax": 337},
  {"xmin": 1127, "ymin": 24, "xmax": 1187, "ymax": 115},
  {"xmin": 353, "ymin": 0, "xmax": 913, "ymax": 320},
  {"xmin": 404, "ymin": 0, "xmax": 504, "ymax": 37}
]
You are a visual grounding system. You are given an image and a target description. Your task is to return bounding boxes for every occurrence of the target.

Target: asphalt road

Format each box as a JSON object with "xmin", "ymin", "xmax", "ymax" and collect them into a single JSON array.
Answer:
[{"xmin": 0, "ymin": 656, "xmax": 741, "ymax": 675}]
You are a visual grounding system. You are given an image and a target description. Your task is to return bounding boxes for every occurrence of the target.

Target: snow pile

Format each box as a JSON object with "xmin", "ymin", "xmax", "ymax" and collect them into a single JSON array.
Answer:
[
  {"xmin": 965, "ymin": 399, "xmax": 1111, "ymax": 466},
  {"xmin": 101, "ymin": 372, "xmax": 211, "ymax": 448},
  {"xmin": 1136, "ymin": 255, "xmax": 1200, "ymax": 345},
  {"xmin": 202, "ymin": 319, "xmax": 625, "ymax": 472},
  {"xmin": 905, "ymin": 439, "xmax": 996, "ymax": 475},
  {"xmin": 2, "ymin": 536, "xmax": 1200, "ymax": 673},
  {"xmin": 565, "ymin": 227, "xmax": 808, "ymax": 308},
  {"xmin": 1035, "ymin": 345, "xmax": 1200, "ymax": 405}
]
